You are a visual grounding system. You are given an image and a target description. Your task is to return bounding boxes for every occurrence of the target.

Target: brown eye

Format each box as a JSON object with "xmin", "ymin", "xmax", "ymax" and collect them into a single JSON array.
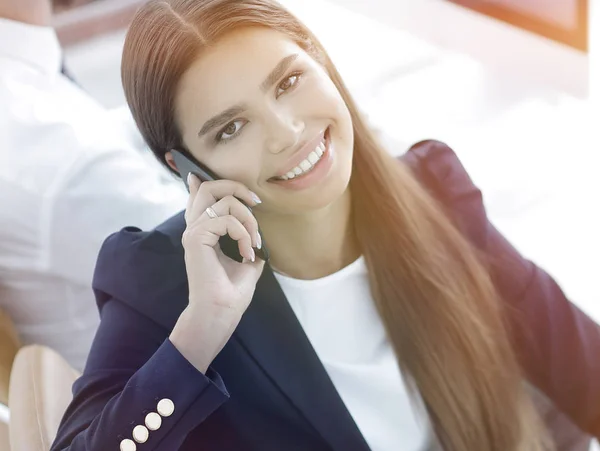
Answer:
[
  {"xmin": 276, "ymin": 72, "xmax": 302, "ymax": 97},
  {"xmin": 216, "ymin": 119, "xmax": 247, "ymax": 143},
  {"xmin": 280, "ymin": 77, "xmax": 294, "ymax": 90},
  {"xmin": 224, "ymin": 123, "xmax": 237, "ymax": 135}
]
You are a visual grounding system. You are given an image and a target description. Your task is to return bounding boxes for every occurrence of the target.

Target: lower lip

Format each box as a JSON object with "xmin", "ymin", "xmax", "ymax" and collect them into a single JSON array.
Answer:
[{"xmin": 268, "ymin": 129, "xmax": 334, "ymax": 191}]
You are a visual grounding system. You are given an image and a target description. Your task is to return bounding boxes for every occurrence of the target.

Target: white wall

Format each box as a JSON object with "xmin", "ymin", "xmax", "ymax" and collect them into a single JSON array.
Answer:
[{"xmin": 327, "ymin": 0, "xmax": 592, "ymax": 98}]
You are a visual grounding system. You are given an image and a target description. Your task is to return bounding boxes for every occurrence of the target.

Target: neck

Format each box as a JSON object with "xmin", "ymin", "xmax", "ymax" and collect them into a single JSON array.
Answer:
[
  {"xmin": 0, "ymin": 1, "xmax": 51, "ymax": 26},
  {"xmin": 257, "ymin": 188, "xmax": 361, "ymax": 280}
]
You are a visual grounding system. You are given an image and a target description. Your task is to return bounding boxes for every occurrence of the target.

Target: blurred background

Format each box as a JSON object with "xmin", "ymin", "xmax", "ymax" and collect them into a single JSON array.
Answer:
[{"xmin": 59, "ymin": 0, "xmax": 600, "ymax": 324}]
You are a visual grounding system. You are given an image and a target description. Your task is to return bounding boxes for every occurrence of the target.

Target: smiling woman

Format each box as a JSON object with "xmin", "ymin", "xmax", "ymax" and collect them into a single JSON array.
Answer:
[
  {"xmin": 161, "ymin": 24, "xmax": 355, "ymax": 219},
  {"xmin": 49, "ymin": 1, "xmax": 600, "ymax": 450}
]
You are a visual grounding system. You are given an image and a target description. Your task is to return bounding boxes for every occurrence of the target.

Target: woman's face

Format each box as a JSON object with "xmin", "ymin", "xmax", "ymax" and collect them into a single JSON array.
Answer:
[{"xmin": 173, "ymin": 27, "xmax": 354, "ymax": 215}]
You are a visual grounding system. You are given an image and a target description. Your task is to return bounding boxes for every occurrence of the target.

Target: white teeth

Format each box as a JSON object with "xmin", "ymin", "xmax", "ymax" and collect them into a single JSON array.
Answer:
[
  {"xmin": 299, "ymin": 160, "xmax": 312, "ymax": 171},
  {"xmin": 274, "ymin": 133, "xmax": 328, "ymax": 181}
]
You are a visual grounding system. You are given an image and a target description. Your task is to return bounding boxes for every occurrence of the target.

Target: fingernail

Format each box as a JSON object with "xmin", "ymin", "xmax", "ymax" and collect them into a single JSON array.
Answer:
[
  {"xmin": 249, "ymin": 248, "xmax": 256, "ymax": 263},
  {"xmin": 256, "ymin": 232, "xmax": 262, "ymax": 249},
  {"xmin": 250, "ymin": 192, "xmax": 262, "ymax": 204},
  {"xmin": 187, "ymin": 173, "xmax": 194, "ymax": 186}
]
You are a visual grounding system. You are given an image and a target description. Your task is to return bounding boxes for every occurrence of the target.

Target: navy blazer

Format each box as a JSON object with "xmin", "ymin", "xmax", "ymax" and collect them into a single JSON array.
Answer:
[{"xmin": 51, "ymin": 141, "xmax": 600, "ymax": 451}]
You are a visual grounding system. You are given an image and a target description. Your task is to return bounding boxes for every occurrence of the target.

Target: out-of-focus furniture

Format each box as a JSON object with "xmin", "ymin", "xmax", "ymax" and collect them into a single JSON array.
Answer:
[
  {"xmin": 8, "ymin": 345, "xmax": 80, "ymax": 451},
  {"xmin": 0, "ymin": 308, "xmax": 20, "ymax": 406},
  {"xmin": 0, "ymin": 308, "xmax": 21, "ymax": 450},
  {"xmin": 0, "ymin": 420, "xmax": 9, "ymax": 451}
]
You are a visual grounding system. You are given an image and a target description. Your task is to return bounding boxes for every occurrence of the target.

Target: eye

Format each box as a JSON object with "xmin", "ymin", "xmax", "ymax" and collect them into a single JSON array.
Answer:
[
  {"xmin": 216, "ymin": 119, "xmax": 247, "ymax": 142},
  {"xmin": 276, "ymin": 72, "xmax": 302, "ymax": 98}
]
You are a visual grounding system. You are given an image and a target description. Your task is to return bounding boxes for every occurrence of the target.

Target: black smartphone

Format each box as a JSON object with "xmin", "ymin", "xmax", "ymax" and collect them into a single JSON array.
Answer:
[{"xmin": 171, "ymin": 149, "xmax": 269, "ymax": 263}]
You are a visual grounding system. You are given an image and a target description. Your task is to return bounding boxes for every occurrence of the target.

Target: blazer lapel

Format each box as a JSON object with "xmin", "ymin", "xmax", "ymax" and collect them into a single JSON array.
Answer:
[
  {"xmin": 233, "ymin": 267, "xmax": 371, "ymax": 451},
  {"xmin": 106, "ymin": 216, "xmax": 367, "ymax": 451}
]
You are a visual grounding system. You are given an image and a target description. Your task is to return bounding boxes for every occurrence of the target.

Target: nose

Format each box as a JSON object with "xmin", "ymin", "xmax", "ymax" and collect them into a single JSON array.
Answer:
[{"xmin": 264, "ymin": 109, "xmax": 304, "ymax": 155}]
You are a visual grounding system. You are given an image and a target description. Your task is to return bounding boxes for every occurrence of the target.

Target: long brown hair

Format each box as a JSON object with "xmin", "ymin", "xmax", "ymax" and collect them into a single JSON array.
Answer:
[{"xmin": 121, "ymin": 1, "xmax": 549, "ymax": 449}]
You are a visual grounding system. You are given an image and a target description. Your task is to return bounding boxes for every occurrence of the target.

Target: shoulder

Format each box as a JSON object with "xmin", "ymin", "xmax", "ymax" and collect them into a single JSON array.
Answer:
[
  {"xmin": 92, "ymin": 211, "xmax": 188, "ymax": 330},
  {"xmin": 402, "ymin": 139, "xmax": 480, "ymax": 204},
  {"xmin": 402, "ymin": 140, "xmax": 536, "ymax": 302},
  {"xmin": 402, "ymin": 144, "xmax": 600, "ymax": 434},
  {"xmin": 402, "ymin": 139, "xmax": 487, "ymax": 250}
]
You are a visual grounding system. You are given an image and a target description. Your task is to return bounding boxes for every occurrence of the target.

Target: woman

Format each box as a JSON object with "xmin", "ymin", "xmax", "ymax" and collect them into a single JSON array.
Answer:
[{"xmin": 51, "ymin": 0, "xmax": 600, "ymax": 450}]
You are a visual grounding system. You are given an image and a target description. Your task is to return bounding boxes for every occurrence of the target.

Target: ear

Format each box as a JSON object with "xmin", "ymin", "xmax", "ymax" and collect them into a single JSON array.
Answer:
[{"xmin": 165, "ymin": 151, "xmax": 179, "ymax": 174}]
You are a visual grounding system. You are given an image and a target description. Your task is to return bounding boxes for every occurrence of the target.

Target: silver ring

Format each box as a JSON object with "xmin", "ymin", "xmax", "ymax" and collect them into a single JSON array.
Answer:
[{"xmin": 205, "ymin": 206, "xmax": 218, "ymax": 219}]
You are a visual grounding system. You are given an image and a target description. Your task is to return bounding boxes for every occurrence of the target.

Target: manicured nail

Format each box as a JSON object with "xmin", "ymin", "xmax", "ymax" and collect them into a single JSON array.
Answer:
[
  {"xmin": 250, "ymin": 192, "xmax": 262, "ymax": 204},
  {"xmin": 187, "ymin": 173, "xmax": 194, "ymax": 186},
  {"xmin": 256, "ymin": 232, "xmax": 262, "ymax": 249},
  {"xmin": 249, "ymin": 248, "xmax": 256, "ymax": 263}
]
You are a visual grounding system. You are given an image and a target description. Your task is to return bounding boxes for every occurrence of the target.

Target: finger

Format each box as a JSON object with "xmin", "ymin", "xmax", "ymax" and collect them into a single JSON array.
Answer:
[
  {"xmin": 236, "ymin": 258, "xmax": 266, "ymax": 286},
  {"xmin": 205, "ymin": 196, "xmax": 260, "ymax": 249},
  {"xmin": 189, "ymin": 180, "xmax": 261, "ymax": 223},
  {"xmin": 184, "ymin": 215, "xmax": 255, "ymax": 262},
  {"xmin": 241, "ymin": 257, "xmax": 265, "ymax": 273},
  {"xmin": 185, "ymin": 173, "xmax": 200, "ymax": 225}
]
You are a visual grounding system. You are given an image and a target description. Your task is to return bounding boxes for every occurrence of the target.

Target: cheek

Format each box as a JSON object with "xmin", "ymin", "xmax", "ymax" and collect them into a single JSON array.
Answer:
[
  {"xmin": 207, "ymin": 150, "xmax": 263, "ymax": 186},
  {"xmin": 315, "ymin": 81, "xmax": 346, "ymax": 115},
  {"xmin": 290, "ymin": 70, "xmax": 343, "ymax": 116},
  {"xmin": 312, "ymin": 76, "xmax": 352, "ymax": 128}
]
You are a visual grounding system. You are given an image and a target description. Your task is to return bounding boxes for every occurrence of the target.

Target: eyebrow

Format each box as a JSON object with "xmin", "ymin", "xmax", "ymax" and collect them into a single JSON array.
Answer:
[
  {"xmin": 198, "ymin": 104, "xmax": 247, "ymax": 137},
  {"xmin": 260, "ymin": 53, "xmax": 299, "ymax": 92},
  {"xmin": 198, "ymin": 53, "xmax": 299, "ymax": 138}
]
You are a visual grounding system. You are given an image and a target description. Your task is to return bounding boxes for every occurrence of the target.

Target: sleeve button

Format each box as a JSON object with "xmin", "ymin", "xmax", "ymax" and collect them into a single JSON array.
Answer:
[
  {"xmin": 120, "ymin": 438, "xmax": 136, "ymax": 451},
  {"xmin": 145, "ymin": 411, "xmax": 162, "ymax": 431},
  {"xmin": 157, "ymin": 398, "xmax": 175, "ymax": 417},
  {"xmin": 132, "ymin": 425, "xmax": 149, "ymax": 443}
]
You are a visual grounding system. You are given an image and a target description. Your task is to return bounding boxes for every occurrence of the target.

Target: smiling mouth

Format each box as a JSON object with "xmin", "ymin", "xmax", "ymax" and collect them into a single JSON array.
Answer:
[{"xmin": 269, "ymin": 128, "xmax": 330, "ymax": 182}]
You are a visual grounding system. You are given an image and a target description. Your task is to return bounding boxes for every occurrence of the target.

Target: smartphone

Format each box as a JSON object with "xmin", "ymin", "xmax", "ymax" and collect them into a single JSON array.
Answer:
[{"xmin": 171, "ymin": 149, "xmax": 269, "ymax": 263}]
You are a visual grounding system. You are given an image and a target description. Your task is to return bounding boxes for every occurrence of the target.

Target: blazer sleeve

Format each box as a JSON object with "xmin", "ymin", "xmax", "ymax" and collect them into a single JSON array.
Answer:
[
  {"xmin": 50, "ymin": 295, "xmax": 229, "ymax": 450},
  {"xmin": 405, "ymin": 140, "xmax": 600, "ymax": 438}
]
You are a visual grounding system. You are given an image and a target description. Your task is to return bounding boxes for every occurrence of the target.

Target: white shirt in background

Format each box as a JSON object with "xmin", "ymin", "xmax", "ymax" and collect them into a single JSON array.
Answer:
[
  {"xmin": 0, "ymin": 18, "xmax": 188, "ymax": 370},
  {"xmin": 274, "ymin": 257, "xmax": 431, "ymax": 451}
]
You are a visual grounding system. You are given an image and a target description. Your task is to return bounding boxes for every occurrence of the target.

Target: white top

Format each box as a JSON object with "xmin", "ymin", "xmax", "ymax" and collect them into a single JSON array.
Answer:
[
  {"xmin": 274, "ymin": 257, "xmax": 431, "ymax": 451},
  {"xmin": 0, "ymin": 18, "xmax": 188, "ymax": 370}
]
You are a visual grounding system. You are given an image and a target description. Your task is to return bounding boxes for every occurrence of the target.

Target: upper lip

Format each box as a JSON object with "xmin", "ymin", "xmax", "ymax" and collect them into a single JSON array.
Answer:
[{"xmin": 272, "ymin": 129, "xmax": 326, "ymax": 178}]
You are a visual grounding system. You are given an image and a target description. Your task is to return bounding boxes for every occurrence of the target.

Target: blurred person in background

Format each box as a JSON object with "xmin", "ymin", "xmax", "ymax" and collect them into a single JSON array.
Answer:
[{"xmin": 0, "ymin": 0, "xmax": 187, "ymax": 371}]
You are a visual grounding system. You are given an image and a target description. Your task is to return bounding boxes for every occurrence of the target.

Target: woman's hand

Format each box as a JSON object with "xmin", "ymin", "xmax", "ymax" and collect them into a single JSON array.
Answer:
[{"xmin": 170, "ymin": 174, "xmax": 265, "ymax": 373}]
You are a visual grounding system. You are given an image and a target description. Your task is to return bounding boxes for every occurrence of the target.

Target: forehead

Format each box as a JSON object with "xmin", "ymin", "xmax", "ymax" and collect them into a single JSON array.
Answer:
[{"xmin": 177, "ymin": 27, "xmax": 305, "ymax": 105}]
